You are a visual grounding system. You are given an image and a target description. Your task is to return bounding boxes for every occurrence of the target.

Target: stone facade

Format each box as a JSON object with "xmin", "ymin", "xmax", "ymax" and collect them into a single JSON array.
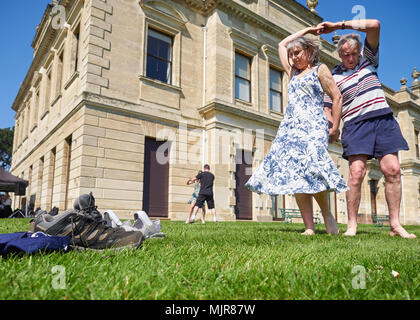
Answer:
[{"xmin": 10, "ymin": 0, "xmax": 420, "ymax": 224}]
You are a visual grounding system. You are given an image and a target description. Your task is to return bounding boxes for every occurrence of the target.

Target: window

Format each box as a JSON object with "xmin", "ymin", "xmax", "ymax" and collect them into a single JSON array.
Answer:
[
  {"xmin": 45, "ymin": 68, "xmax": 52, "ymax": 111},
  {"xmin": 369, "ymin": 180, "xmax": 378, "ymax": 214},
  {"xmin": 74, "ymin": 25, "xmax": 80, "ymax": 72},
  {"xmin": 25, "ymin": 103, "xmax": 31, "ymax": 138},
  {"xmin": 56, "ymin": 50, "xmax": 64, "ymax": 97},
  {"xmin": 271, "ymin": 195, "xmax": 285, "ymax": 220},
  {"xmin": 20, "ymin": 112, "xmax": 25, "ymax": 142},
  {"xmin": 31, "ymin": 88, "xmax": 40, "ymax": 130},
  {"xmin": 49, "ymin": 148, "xmax": 57, "ymax": 210},
  {"xmin": 415, "ymin": 130, "xmax": 419, "ymax": 159},
  {"xmin": 269, "ymin": 68, "xmax": 283, "ymax": 112},
  {"xmin": 64, "ymin": 136, "xmax": 72, "ymax": 209},
  {"xmin": 38, "ymin": 157, "xmax": 44, "ymax": 208},
  {"xmin": 329, "ymin": 191, "xmax": 337, "ymax": 221},
  {"xmin": 235, "ymin": 52, "xmax": 251, "ymax": 102},
  {"xmin": 146, "ymin": 29, "xmax": 173, "ymax": 84}
]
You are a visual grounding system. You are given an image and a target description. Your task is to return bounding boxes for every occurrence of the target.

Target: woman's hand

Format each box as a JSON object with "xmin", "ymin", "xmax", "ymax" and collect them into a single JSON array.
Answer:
[
  {"xmin": 318, "ymin": 64, "xmax": 343, "ymax": 142},
  {"xmin": 305, "ymin": 25, "xmax": 324, "ymax": 36},
  {"xmin": 317, "ymin": 21, "xmax": 340, "ymax": 35},
  {"xmin": 278, "ymin": 26, "xmax": 322, "ymax": 77},
  {"xmin": 329, "ymin": 128, "xmax": 340, "ymax": 143}
]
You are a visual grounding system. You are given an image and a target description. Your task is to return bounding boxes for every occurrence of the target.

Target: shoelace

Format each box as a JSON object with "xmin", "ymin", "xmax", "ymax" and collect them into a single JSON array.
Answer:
[{"xmin": 69, "ymin": 214, "xmax": 119, "ymax": 247}]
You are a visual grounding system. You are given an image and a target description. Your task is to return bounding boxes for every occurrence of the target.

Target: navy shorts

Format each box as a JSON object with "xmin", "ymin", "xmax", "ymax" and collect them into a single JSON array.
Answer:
[
  {"xmin": 195, "ymin": 194, "xmax": 215, "ymax": 209},
  {"xmin": 341, "ymin": 114, "xmax": 409, "ymax": 160}
]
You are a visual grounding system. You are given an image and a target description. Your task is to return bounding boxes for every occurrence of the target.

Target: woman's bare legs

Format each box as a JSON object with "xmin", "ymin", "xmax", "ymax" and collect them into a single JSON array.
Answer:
[
  {"xmin": 186, "ymin": 201, "xmax": 196, "ymax": 223},
  {"xmin": 313, "ymin": 190, "xmax": 339, "ymax": 234},
  {"xmin": 295, "ymin": 193, "xmax": 315, "ymax": 235}
]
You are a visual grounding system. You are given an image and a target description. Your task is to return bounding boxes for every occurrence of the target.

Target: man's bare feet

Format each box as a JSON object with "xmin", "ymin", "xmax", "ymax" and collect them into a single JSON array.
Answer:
[
  {"xmin": 390, "ymin": 226, "xmax": 417, "ymax": 239},
  {"xmin": 343, "ymin": 228, "xmax": 357, "ymax": 236},
  {"xmin": 301, "ymin": 229, "xmax": 315, "ymax": 236}
]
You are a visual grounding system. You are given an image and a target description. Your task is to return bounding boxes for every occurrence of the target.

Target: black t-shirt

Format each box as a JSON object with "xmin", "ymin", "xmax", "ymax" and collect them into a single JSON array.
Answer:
[{"xmin": 196, "ymin": 171, "xmax": 215, "ymax": 196}]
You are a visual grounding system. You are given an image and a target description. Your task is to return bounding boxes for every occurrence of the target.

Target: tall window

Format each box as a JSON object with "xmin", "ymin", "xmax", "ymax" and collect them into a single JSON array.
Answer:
[
  {"xmin": 146, "ymin": 29, "xmax": 173, "ymax": 84},
  {"xmin": 369, "ymin": 180, "xmax": 378, "ymax": 214},
  {"xmin": 49, "ymin": 148, "xmax": 57, "ymax": 210},
  {"xmin": 329, "ymin": 191, "xmax": 337, "ymax": 221},
  {"xmin": 415, "ymin": 130, "xmax": 419, "ymax": 159},
  {"xmin": 270, "ymin": 68, "xmax": 283, "ymax": 112},
  {"xmin": 45, "ymin": 67, "xmax": 52, "ymax": 112},
  {"xmin": 56, "ymin": 50, "xmax": 64, "ymax": 98},
  {"xmin": 271, "ymin": 195, "xmax": 285, "ymax": 220},
  {"xmin": 64, "ymin": 136, "xmax": 72, "ymax": 209},
  {"xmin": 20, "ymin": 112, "xmax": 25, "ymax": 142},
  {"xmin": 235, "ymin": 52, "xmax": 251, "ymax": 102},
  {"xmin": 31, "ymin": 88, "xmax": 40, "ymax": 131},
  {"xmin": 74, "ymin": 25, "xmax": 80, "ymax": 72},
  {"xmin": 38, "ymin": 157, "xmax": 45, "ymax": 208},
  {"xmin": 26, "ymin": 103, "xmax": 31, "ymax": 138},
  {"xmin": 28, "ymin": 165, "xmax": 34, "ymax": 212}
]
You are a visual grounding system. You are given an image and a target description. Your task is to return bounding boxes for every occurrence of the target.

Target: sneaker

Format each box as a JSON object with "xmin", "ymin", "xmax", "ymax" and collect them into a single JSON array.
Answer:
[
  {"xmin": 120, "ymin": 220, "xmax": 138, "ymax": 232},
  {"xmin": 74, "ymin": 193, "xmax": 103, "ymax": 222},
  {"xmin": 134, "ymin": 211, "xmax": 153, "ymax": 226},
  {"xmin": 30, "ymin": 209, "xmax": 144, "ymax": 250},
  {"xmin": 104, "ymin": 210, "xmax": 123, "ymax": 228},
  {"xmin": 133, "ymin": 213, "xmax": 165, "ymax": 239}
]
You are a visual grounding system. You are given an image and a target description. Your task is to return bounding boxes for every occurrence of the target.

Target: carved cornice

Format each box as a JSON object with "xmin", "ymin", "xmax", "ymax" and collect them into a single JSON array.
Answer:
[
  {"xmin": 140, "ymin": 0, "xmax": 188, "ymax": 26},
  {"xmin": 400, "ymin": 160, "xmax": 420, "ymax": 174},
  {"xmin": 184, "ymin": 0, "xmax": 217, "ymax": 14},
  {"xmin": 199, "ymin": 100, "xmax": 281, "ymax": 128}
]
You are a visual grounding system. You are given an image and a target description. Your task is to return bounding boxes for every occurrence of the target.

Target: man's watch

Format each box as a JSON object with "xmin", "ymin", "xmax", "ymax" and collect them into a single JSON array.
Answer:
[{"xmin": 341, "ymin": 20, "xmax": 346, "ymax": 30}]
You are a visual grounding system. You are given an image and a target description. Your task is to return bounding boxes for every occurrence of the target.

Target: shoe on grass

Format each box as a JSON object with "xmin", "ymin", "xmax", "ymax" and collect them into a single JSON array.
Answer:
[
  {"xmin": 104, "ymin": 210, "xmax": 123, "ymax": 228},
  {"xmin": 30, "ymin": 209, "xmax": 144, "ymax": 250},
  {"xmin": 133, "ymin": 213, "xmax": 165, "ymax": 239},
  {"xmin": 73, "ymin": 193, "xmax": 103, "ymax": 222}
]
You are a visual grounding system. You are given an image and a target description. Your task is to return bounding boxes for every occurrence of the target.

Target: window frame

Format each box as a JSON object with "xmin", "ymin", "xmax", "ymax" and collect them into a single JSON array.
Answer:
[
  {"xmin": 234, "ymin": 51, "xmax": 252, "ymax": 103},
  {"xmin": 146, "ymin": 28, "xmax": 174, "ymax": 85},
  {"xmin": 269, "ymin": 66, "xmax": 283, "ymax": 113}
]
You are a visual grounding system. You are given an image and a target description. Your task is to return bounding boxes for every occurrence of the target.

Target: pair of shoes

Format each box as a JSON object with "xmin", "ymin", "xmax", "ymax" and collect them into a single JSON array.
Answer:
[
  {"xmin": 104, "ymin": 210, "xmax": 165, "ymax": 239},
  {"xmin": 132, "ymin": 212, "xmax": 165, "ymax": 239},
  {"xmin": 30, "ymin": 209, "xmax": 144, "ymax": 251}
]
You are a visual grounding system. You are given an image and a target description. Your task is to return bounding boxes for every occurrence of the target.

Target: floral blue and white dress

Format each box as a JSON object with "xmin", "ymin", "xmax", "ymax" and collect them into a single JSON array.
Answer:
[{"xmin": 246, "ymin": 65, "xmax": 348, "ymax": 195}]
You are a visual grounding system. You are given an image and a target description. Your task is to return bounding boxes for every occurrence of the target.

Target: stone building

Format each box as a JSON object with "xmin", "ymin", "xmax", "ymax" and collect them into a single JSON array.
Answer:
[{"xmin": 10, "ymin": 0, "xmax": 420, "ymax": 225}]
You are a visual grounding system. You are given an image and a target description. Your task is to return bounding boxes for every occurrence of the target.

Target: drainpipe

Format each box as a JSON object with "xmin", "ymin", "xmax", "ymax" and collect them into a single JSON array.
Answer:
[{"xmin": 201, "ymin": 21, "xmax": 208, "ymax": 169}]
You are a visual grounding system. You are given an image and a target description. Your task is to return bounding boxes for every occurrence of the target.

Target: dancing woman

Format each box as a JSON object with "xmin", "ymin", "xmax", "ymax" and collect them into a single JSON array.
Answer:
[{"xmin": 246, "ymin": 26, "xmax": 348, "ymax": 235}]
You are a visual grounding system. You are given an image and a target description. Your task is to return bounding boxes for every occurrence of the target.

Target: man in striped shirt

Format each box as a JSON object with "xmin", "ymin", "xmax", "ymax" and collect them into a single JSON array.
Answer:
[{"xmin": 319, "ymin": 19, "xmax": 414, "ymax": 238}]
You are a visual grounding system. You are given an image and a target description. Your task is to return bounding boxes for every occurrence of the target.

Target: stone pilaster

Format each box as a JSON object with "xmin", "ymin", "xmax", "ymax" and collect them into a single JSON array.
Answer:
[{"xmin": 81, "ymin": 0, "xmax": 112, "ymax": 95}]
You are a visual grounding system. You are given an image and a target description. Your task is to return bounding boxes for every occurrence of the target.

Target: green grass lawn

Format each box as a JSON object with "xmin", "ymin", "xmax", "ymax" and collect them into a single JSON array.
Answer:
[{"xmin": 0, "ymin": 218, "xmax": 419, "ymax": 300}]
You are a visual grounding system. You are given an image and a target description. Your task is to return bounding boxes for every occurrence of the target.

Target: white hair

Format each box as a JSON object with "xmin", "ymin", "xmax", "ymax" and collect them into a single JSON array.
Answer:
[
  {"xmin": 337, "ymin": 33, "xmax": 362, "ymax": 54},
  {"xmin": 286, "ymin": 36, "xmax": 320, "ymax": 67}
]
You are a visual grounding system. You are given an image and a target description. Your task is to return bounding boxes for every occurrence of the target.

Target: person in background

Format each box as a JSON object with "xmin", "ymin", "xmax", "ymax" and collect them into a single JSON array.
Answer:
[
  {"xmin": 186, "ymin": 170, "xmax": 206, "ymax": 224},
  {"xmin": 187, "ymin": 164, "xmax": 218, "ymax": 224}
]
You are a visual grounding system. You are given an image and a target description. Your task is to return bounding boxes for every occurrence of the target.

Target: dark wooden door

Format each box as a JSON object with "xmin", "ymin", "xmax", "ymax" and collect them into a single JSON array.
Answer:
[
  {"xmin": 142, "ymin": 137, "xmax": 169, "ymax": 217},
  {"xmin": 235, "ymin": 149, "xmax": 253, "ymax": 220}
]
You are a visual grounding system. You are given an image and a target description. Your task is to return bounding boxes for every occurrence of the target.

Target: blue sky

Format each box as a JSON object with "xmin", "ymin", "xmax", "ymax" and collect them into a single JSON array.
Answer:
[{"xmin": 0, "ymin": 0, "xmax": 419, "ymax": 130}]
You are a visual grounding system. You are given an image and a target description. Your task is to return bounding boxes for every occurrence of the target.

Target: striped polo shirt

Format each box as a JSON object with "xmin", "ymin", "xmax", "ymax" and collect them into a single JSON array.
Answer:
[{"xmin": 324, "ymin": 39, "xmax": 393, "ymax": 124}]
